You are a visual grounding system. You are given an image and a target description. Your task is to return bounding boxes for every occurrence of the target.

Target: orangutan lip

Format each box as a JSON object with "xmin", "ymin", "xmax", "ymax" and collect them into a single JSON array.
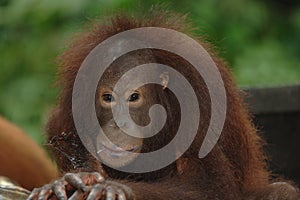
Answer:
[{"xmin": 97, "ymin": 144, "xmax": 140, "ymax": 157}]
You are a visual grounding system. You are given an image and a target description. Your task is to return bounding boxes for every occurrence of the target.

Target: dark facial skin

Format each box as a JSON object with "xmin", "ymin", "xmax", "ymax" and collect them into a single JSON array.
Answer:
[
  {"xmin": 96, "ymin": 84, "xmax": 145, "ymax": 168},
  {"xmin": 95, "ymin": 51, "xmax": 169, "ymax": 169}
]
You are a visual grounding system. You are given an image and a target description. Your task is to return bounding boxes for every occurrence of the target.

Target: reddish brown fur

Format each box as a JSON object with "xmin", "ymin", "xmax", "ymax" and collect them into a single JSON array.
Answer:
[
  {"xmin": 0, "ymin": 116, "xmax": 58, "ymax": 190},
  {"xmin": 45, "ymin": 7, "xmax": 299, "ymax": 199}
]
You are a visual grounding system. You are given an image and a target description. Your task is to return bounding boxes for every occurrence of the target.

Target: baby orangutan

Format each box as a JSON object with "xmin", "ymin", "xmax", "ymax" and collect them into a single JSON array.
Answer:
[{"xmin": 27, "ymin": 7, "xmax": 299, "ymax": 200}]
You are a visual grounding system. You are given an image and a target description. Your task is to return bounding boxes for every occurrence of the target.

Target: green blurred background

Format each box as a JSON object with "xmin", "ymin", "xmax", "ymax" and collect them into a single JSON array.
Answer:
[{"xmin": 0, "ymin": 0, "xmax": 299, "ymax": 144}]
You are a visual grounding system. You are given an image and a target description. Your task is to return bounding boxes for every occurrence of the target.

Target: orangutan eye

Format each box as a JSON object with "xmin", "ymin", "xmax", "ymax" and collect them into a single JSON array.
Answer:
[
  {"xmin": 128, "ymin": 93, "xmax": 140, "ymax": 102},
  {"xmin": 102, "ymin": 94, "xmax": 115, "ymax": 102}
]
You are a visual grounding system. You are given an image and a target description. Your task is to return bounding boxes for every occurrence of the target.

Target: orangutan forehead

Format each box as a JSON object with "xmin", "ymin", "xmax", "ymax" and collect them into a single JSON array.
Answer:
[
  {"xmin": 108, "ymin": 49, "xmax": 157, "ymax": 70},
  {"xmin": 98, "ymin": 50, "xmax": 160, "ymax": 84}
]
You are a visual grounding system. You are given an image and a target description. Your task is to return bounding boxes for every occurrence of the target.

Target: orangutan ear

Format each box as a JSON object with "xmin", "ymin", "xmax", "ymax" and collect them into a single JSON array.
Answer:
[{"xmin": 160, "ymin": 72, "xmax": 169, "ymax": 90}]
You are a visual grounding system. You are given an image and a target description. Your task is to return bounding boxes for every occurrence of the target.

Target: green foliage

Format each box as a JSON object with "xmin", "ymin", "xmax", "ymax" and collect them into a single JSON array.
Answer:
[{"xmin": 0, "ymin": 0, "xmax": 299, "ymax": 143}]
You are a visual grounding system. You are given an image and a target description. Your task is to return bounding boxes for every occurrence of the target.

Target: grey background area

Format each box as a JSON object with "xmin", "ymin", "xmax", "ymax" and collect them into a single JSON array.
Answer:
[{"xmin": 245, "ymin": 85, "xmax": 300, "ymax": 185}]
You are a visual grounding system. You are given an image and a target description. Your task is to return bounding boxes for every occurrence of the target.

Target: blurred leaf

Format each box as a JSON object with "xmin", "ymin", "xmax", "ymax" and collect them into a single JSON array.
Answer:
[{"xmin": 234, "ymin": 39, "xmax": 300, "ymax": 86}]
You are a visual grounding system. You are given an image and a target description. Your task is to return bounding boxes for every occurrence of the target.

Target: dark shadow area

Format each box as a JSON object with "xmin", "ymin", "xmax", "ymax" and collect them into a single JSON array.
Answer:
[{"xmin": 245, "ymin": 85, "xmax": 300, "ymax": 185}]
